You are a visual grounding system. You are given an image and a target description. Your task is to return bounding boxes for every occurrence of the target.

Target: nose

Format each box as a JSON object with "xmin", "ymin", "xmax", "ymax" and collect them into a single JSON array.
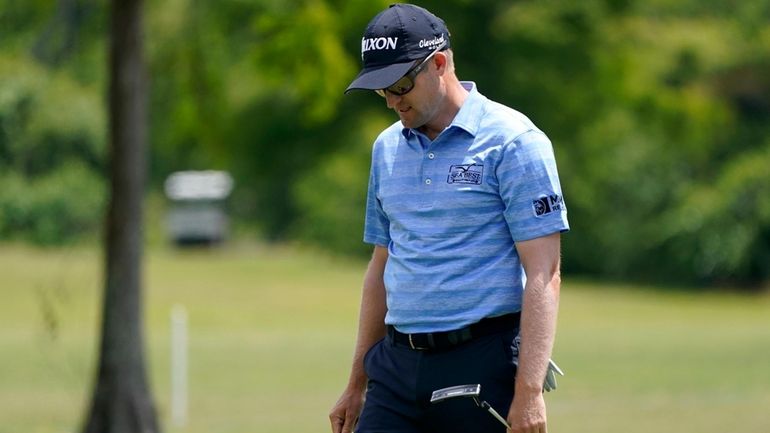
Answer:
[{"xmin": 384, "ymin": 92, "xmax": 402, "ymax": 109}]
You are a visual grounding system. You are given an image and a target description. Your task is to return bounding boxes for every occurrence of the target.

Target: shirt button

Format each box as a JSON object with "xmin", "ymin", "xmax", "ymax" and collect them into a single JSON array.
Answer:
[
  {"xmin": 428, "ymin": 152, "xmax": 435, "ymax": 159},
  {"xmin": 425, "ymin": 178, "xmax": 432, "ymax": 185}
]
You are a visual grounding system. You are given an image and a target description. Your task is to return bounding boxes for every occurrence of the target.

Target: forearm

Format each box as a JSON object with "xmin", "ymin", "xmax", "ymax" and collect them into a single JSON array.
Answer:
[
  {"xmin": 515, "ymin": 269, "xmax": 560, "ymax": 394},
  {"xmin": 346, "ymin": 246, "xmax": 388, "ymax": 390},
  {"xmin": 511, "ymin": 232, "xmax": 562, "ymax": 396}
]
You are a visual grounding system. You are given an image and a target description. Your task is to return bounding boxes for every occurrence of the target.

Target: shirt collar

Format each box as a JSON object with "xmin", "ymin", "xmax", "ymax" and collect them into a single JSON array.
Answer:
[
  {"xmin": 450, "ymin": 81, "xmax": 484, "ymax": 137},
  {"xmin": 401, "ymin": 81, "xmax": 484, "ymax": 139}
]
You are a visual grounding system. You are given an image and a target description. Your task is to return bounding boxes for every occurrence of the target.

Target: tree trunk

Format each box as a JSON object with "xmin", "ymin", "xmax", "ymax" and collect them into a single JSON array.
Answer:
[{"xmin": 81, "ymin": 0, "xmax": 159, "ymax": 432}]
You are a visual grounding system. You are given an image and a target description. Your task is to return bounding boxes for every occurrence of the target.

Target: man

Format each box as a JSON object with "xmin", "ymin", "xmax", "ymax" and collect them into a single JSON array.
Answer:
[{"xmin": 330, "ymin": 4, "xmax": 569, "ymax": 433}]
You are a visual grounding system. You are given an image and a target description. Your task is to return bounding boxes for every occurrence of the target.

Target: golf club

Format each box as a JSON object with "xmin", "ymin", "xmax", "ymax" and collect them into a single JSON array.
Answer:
[{"xmin": 430, "ymin": 384, "xmax": 510, "ymax": 429}]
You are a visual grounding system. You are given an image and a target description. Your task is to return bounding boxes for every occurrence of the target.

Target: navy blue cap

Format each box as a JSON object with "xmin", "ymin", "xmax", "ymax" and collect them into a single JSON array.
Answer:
[{"xmin": 345, "ymin": 4, "xmax": 451, "ymax": 93}]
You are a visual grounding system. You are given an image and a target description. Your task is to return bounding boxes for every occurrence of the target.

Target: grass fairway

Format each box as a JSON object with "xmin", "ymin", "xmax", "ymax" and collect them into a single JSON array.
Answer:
[{"xmin": 1, "ymin": 243, "xmax": 769, "ymax": 433}]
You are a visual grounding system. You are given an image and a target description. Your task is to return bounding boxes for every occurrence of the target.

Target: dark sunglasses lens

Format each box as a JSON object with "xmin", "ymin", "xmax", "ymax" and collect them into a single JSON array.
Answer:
[{"xmin": 387, "ymin": 76, "xmax": 414, "ymax": 96}]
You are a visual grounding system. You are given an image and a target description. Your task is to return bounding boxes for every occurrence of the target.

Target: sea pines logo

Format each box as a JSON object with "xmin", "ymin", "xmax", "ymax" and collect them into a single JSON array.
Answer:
[{"xmin": 447, "ymin": 164, "xmax": 483, "ymax": 185}]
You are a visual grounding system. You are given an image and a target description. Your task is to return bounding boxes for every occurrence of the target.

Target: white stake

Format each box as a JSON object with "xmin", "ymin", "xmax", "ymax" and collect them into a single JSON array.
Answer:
[{"xmin": 171, "ymin": 304, "xmax": 188, "ymax": 427}]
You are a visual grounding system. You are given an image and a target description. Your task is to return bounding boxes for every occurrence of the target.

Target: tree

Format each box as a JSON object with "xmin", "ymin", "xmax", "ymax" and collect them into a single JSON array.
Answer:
[{"xmin": 81, "ymin": 0, "xmax": 160, "ymax": 431}]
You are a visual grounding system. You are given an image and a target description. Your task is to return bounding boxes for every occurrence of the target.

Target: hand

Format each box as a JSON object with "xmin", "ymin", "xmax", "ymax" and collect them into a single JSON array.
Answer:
[
  {"xmin": 506, "ymin": 392, "xmax": 547, "ymax": 433},
  {"xmin": 329, "ymin": 386, "xmax": 365, "ymax": 433}
]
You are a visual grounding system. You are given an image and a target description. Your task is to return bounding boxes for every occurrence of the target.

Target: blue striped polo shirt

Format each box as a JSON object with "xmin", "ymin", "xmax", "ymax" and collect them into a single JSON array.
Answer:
[{"xmin": 364, "ymin": 82, "xmax": 569, "ymax": 333}]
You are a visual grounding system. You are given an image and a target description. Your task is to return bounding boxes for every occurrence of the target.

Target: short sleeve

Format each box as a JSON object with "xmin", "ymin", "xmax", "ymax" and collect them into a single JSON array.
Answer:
[
  {"xmin": 363, "ymin": 155, "xmax": 391, "ymax": 246},
  {"xmin": 497, "ymin": 130, "xmax": 569, "ymax": 241}
]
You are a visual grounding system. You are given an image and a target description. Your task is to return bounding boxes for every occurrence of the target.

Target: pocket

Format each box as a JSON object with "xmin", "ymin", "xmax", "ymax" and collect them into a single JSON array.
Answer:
[
  {"xmin": 497, "ymin": 329, "xmax": 519, "ymax": 379},
  {"xmin": 362, "ymin": 338, "xmax": 384, "ymax": 375}
]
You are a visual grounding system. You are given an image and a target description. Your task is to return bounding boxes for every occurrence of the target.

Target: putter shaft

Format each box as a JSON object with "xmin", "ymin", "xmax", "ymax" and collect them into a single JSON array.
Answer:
[{"xmin": 479, "ymin": 400, "xmax": 510, "ymax": 429}]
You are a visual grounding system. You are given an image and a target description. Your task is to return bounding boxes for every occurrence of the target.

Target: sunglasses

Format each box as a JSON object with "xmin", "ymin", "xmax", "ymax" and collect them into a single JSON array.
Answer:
[{"xmin": 375, "ymin": 40, "xmax": 447, "ymax": 97}]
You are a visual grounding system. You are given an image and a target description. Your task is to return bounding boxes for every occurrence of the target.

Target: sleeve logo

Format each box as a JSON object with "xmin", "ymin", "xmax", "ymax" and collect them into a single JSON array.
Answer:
[
  {"xmin": 533, "ymin": 194, "xmax": 564, "ymax": 217},
  {"xmin": 447, "ymin": 164, "xmax": 483, "ymax": 185}
]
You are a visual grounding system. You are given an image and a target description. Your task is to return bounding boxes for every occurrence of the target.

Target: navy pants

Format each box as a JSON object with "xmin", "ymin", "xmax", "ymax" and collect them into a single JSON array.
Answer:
[{"xmin": 357, "ymin": 327, "xmax": 518, "ymax": 433}]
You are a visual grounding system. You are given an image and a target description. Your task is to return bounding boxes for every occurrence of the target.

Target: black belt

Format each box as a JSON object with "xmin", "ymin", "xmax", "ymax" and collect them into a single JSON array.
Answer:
[{"xmin": 387, "ymin": 313, "xmax": 520, "ymax": 351}]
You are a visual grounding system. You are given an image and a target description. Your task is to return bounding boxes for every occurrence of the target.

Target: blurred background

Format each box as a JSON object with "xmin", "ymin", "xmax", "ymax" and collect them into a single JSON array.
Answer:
[{"xmin": 1, "ymin": 0, "xmax": 769, "ymax": 432}]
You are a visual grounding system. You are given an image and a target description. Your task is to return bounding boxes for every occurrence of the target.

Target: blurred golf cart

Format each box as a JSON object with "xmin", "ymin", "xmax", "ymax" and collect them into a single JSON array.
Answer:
[{"xmin": 164, "ymin": 170, "xmax": 234, "ymax": 246}]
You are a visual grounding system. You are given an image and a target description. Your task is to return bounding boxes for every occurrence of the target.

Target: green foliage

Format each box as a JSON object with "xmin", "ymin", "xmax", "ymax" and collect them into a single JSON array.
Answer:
[
  {"xmin": 2, "ymin": 0, "xmax": 769, "ymax": 284},
  {"xmin": 659, "ymin": 142, "xmax": 770, "ymax": 282},
  {"xmin": 139, "ymin": 0, "xmax": 390, "ymax": 241},
  {"xmin": 0, "ymin": 1, "xmax": 57, "ymax": 47},
  {"xmin": 250, "ymin": 0, "xmax": 358, "ymax": 124},
  {"xmin": 0, "ymin": 54, "xmax": 106, "ymax": 174},
  {"xmin": 146, "ymin": 0, "xmax": 230, "ymax": 180},
  {"xmin": 0, "ymin": 53, "xmax": 105, "ymax": 245},
  {"xmin": 0, "ymin": 162, "xmax": 105, "ymax": 245},
  {"xmin": 291, "ymin": 111, "xmax": 391, "ymax": 256},
  {"xmin": 470, "ymin": 0, "xmax": 770, "ymax": 285}
]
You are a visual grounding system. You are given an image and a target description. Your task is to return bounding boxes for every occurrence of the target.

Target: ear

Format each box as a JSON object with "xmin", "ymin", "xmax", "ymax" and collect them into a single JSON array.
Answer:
[{"xmin": 433, "ymin": 51, "xmax": 449, "ymax": 75}]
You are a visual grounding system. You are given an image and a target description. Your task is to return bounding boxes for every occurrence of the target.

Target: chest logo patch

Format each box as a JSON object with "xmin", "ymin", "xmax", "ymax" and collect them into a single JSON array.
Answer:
[{"xmin": 447, "ymin": 164, "xmax": 484, "ymax": 185}]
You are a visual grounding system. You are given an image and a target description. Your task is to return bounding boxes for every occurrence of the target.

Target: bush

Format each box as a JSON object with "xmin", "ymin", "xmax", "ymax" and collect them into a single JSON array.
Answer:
[
  {"xmin": 0, "ymin": 54, "xmax": 106, "ymax": 176},
  {"xmin": 657, "ymin": 141, "xmax": 770, "ymax": 284},
  {"xmin": 290, "ymin": 112, "xmax": 391, "ymax": 257},
  {"xmin": 0, "ymin": 162, "xmax": 106, "ymax": 245}
]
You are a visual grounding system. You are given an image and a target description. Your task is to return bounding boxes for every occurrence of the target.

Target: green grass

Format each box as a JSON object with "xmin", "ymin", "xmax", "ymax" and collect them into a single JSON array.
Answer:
[{"xmin": 1, "ymin": 243, "xmax": 769, "ymax": 433}]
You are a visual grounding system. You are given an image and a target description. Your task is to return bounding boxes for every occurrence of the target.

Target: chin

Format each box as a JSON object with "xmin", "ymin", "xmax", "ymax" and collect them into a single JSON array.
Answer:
[{"xmin": 399, "ymin": 116, "xmax": 424, "ymax": 130}]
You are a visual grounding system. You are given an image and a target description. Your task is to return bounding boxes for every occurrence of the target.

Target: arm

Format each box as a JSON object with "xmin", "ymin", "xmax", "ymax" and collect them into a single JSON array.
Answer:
[
  {"xmin": 507, "ymin": 232, "xmax": 562, "ymax": 433},
  {"xmin": 329, "ymin": 245, "xmax": 389, "ymax": 433}
]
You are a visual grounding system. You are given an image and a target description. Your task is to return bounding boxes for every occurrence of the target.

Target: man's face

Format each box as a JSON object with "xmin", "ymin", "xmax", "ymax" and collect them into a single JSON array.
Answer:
[{"xmin": 382, "ymin": 57, "xmax": 442, "ymax": 129}]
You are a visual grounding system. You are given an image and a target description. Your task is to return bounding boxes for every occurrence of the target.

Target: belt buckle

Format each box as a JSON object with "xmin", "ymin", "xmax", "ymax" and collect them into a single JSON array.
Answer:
[{"xmin": 408, "ymin": 334, "xmax": 427, "ymax": 350}]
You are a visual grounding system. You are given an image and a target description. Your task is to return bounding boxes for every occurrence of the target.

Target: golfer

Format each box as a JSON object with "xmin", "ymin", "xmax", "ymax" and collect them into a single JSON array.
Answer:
[{"xmin": 330, "ymin": 4, "xmax": 569, "ymax": 433}]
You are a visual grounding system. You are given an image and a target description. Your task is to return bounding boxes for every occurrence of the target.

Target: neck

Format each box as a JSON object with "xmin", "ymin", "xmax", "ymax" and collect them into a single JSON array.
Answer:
[{"xmin": 418, "ymin": 78, "xmax": 469, "ymax": 141}]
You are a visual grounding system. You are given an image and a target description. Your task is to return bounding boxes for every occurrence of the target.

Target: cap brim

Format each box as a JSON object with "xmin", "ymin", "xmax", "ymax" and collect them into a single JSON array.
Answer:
[{"xmin": 344, "ymin": 61, "xmax": 414, "ymax": 94}]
